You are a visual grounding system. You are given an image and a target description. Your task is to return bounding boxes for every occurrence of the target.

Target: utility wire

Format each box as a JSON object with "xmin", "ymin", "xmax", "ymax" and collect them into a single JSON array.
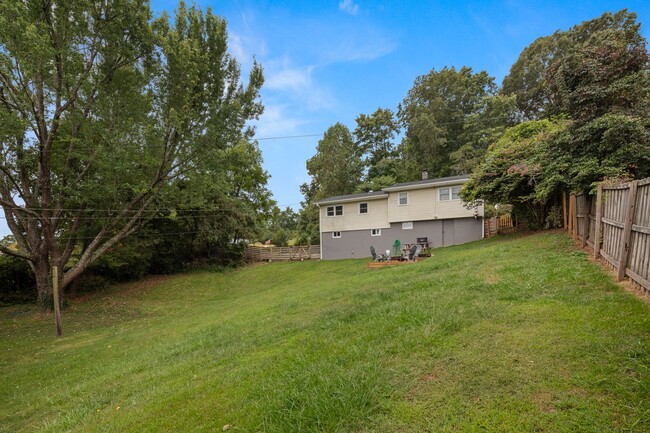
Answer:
[
  {"xmin": 0, "ymin": 202, "xmax": 302, "ymax": 214},
  {"xmin": 51, "ymin": 230, "xmax": 243, "ymax": 241},
  {"xmin": 0, "ymin": 114, "xmax": 517, "ymax": 154}
]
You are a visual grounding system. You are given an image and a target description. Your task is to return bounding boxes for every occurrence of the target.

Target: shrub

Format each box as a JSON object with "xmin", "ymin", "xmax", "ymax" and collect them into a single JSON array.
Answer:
[{"xmin": 0, "ymin": 254, "xmax": 36, "ymax": 304}]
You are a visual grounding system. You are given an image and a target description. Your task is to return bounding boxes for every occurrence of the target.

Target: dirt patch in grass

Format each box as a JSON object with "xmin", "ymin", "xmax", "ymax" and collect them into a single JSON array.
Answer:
[
  {"xmin": 531, "ymin": 391, "xmax": 556, "ymax": 413},
  {"xmin": 420, "ymin": 365, "xmax": 447, "ymax": 383},
  {"xmin": 72, "ymin": 274, "xmax": 174, "ymax": 305},
  {"xmin": 119, "ymin": 275, "xmax": 174, "ymax": 295},
  {"xmin": 479, "ymin": 265, "xmax": 503, "ymax": 284}
]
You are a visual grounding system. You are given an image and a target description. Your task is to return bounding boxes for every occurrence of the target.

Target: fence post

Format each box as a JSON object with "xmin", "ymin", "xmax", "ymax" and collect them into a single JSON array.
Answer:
[
  {"xmin": 568, "ymin": 195, "xmax": 573, "ymax": 236},
  {"xmin": 568, "ymin": 195, "xmax": 574, "ymax": 238},
  {"xmin": 593, "ymin": 184, "xmax": 603, "ymax": 259},
  {"xmin": 563, "ymin": 191, "xmax": 568, "ymax": 229},
  {"xmin": 617, "ymin": 180, "xmax": 639, "ymax": 282},
  {"xmin": 581, "ymin": 195, "xmax": 590, "ymax": 248},
  {"xmin": 52, "ymin": 266, "xmax": 63, "ymax": 337}
]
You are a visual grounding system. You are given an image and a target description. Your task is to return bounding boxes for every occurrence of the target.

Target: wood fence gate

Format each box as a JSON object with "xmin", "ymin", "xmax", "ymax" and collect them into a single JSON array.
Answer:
[
  {"xmin": 569, "ymin": 178, "xmax": 650, "ymax": 292},
  {"xmin": 245, "ymin": 245, "xmax": 321, "ymax": 262},
  {"xmin": 484, "ymin": 214, "xmax": 514, "ymax": 237}
]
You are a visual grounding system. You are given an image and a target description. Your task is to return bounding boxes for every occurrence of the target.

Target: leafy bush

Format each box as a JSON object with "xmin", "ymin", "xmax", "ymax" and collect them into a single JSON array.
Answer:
[
  {"xmin": 545, "ymin": 205, "xmax": 564, "ymax": 229},
  {"xmin": 88, "ymin": 239, "xmax": 155, "ymax": 282},
  {"xmin": 0, "ymin": 254, "xmax": 36, "ymax": 304}
]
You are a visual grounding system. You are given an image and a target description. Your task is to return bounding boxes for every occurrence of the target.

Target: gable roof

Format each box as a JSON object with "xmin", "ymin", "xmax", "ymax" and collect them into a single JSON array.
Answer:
[
  {"xmin": 382, "ymin": 175, "xmax": 469, "ymax": 192},
  {"xmin": 316, "ymin": 175, "xmax": 470, "ymax": 205},
  {"xmin": 316, "ymin": 190, "xmax": 388, "ymax": 206}
]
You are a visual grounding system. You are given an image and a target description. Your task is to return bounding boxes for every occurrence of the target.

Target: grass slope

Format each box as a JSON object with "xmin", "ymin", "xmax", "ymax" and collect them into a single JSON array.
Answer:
[{"xmin": 1, "ymin": 232, "xmax": 649, "ymax": 432}]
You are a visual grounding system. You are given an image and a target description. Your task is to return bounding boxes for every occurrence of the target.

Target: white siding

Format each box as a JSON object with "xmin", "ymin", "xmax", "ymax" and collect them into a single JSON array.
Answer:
[
  {"xmin": 320, "ymin": 199, "xmax": 389, "ymax": 232},
  {"xmin": 387, "ymin": 188, "xmax": 435, "ymax": 222},
  {"xmin": 387, "ymin": 184, "xmax": 480, "ymax": 222}
]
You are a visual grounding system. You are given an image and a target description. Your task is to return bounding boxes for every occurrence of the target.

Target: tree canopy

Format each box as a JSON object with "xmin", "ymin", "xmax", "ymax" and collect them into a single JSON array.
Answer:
[
  {"xmin": 297, "ymin": 123, "xmax": 363, "ymax": 244},
  {"xmin": 462, "ymin": 119, "xmax": 568, "ymax": 228},
  {"xmin": 0, "ymin": 0, "xmax": 265, "ymax": 311},
  {"xmin": 465, "ymin": 9, "xmax": 650, "ymax": 227},
  {"xmin": 354, "ymin": 107, "xmax": 400, "ymax": 189},
  {"xmin": 502, "ymin": 9, "xmax": 643, "ymax": 120},
  {"xmin": 397, "ymin": 66, "xmax": 500, "ymax": 179}
]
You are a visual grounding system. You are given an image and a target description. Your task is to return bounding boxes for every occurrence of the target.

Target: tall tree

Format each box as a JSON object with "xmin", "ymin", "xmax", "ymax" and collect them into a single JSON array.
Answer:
[
  {"xmin": 304, "ymin": 123, "xmax": 363, "ymax": 201},
  {"xmin": 450, "ymin": 94, "xmax": 519, "ymax": 174},
  {"xmin": 502, "ymin": 9, "xmax": 642, "ymax": 120},
  {"xmin": 467, "ymin": 9, "xmax": 650, "ymax": 230},
  {"xmin": 297, "ymin": 123, "xmax": 363, "ymax": 244},
  {"xmin": 0, "ymin": 1, "xmax": 264, "ymax": 312},
  {"xmin": 462, "ymin": 119, "xmax": 569, "ymax": 229},
  {"xmin": 545, "ymin": 25, "xmax": 650, "ymax": 192},
  {"xmin": 354, "ymin": 107, "xmax": 400, "ymax": 188},
  {"xmin": 398, "ymin": 66, "xmax": 497, "ymax": 179}
]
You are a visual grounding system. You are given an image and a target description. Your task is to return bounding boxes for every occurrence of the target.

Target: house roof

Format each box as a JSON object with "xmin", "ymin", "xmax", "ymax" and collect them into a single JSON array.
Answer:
[
  {"xmin": 382, "ymin": 175, "xmax": 469, "ymax": 192},
  {"xmin": 316, "ymin": 190, "xmax": 388, "ymax": 205},
  {"xmin": 316, "ymin": 175, "xmax": 470, "ymax": 205}
]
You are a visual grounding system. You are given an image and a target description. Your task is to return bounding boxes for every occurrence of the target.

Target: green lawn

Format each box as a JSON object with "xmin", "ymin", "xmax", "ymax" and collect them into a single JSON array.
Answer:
[{"xmin": 1, "ymin": 232, "xmax": 649, "ymax": 432}]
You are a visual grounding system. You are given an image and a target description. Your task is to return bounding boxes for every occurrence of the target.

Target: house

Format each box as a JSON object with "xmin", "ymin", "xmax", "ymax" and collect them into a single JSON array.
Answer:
[{"xmin": 316, "ymin": 173, "xmax": 484, "ymax": 260}]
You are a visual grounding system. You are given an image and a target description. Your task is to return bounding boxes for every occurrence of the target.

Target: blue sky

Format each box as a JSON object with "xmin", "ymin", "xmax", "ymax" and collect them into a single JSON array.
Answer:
[
  {"xmin": 1, "ymin": 1, "xmax": 649, "ymax": 237},
  {"xmin": 151, "ymin": 0, "xmax": 649, "ymax": 211}
]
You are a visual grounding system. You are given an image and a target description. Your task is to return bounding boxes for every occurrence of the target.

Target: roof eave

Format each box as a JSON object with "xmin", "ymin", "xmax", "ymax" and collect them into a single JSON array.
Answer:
[
  {"xmin": 316, "ymin": 194, "xmax": 388, "ymax": 206},
  {"xmin": 383, "ymin": 178, "xmax": 469, "ymax": 192}
]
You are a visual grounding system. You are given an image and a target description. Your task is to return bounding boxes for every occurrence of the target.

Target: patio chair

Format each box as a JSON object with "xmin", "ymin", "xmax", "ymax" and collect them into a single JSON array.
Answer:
[
  {"xmin": 408, "ymin": 244, "xmax": 417, "ymax": 261},
  {"xmin": 413, "ymin": 244, "xmax": 423, "ymax": 261},
  {"xmin": 392, "ymin": 240, "xmax": 401, "ymax": 257},
  {"xmin": 370, "ymin": 245, "xmax": 386, "ymax": 262},
  {"xmin": 407, "ymin": 244, "xmax": 423, "ymax": 261}
]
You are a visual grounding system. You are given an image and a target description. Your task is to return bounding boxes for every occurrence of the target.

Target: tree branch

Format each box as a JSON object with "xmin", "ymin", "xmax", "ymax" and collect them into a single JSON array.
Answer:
[
  {"xmin": 61, "ymin": 195, "xmax": 156, "ymax": 288},
  {"xmin": 0, "ymin": 197, "xmax": 41, "ymax": 219},
  {"xmin": 0, "ymin": 245, "xmax": 30, "ymax": 260}
]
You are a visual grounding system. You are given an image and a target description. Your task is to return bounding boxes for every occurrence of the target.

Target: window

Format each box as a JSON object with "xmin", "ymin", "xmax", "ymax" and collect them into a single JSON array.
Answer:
[
  {"xmin": 359, "ymin": 202, "xmax": 368, "ymax": 214},
  {"xmin": 371, "ymin": 229, "xmax": 381, "ymax": 236},
  {"xmin": 326, "ymin": 205, "xmax": 343, "ymax": 216},
  {"xmin": 439, "ymin": 186, "xmax": 462, "ymax": 201},
  {"xmin": 332, "ymin": 231, "xmax": 341, "ymax": 238},
  {"xmin": 402, "ymin": 222, "xmax": 413, "ymax": 230},
  {"xmin": 452, "ymin": 186, "xmax": 461, "ymax": 200},
  {"xmin": 398, "ymin": 192, "xmax": 408, "ymax": 205}
]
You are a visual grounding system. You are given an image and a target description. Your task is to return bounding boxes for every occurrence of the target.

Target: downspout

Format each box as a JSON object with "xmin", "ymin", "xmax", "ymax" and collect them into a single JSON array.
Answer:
[
  {"xmin": 317, "ymin": 203, "xmax": 322, "ymax": 260},
  {"xmin": 481, "ymin": 202, "xmax": 485, "ymax": 239}
]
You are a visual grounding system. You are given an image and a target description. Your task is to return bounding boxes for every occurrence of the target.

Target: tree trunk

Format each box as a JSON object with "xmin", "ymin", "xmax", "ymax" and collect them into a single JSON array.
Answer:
[
  {"xmin": 33, "ymin": 259, "xmax": 53, "ymax": 312},
  {"xmin": 68, "ymin": 277, "xmax": 79, "ymax": 300}
]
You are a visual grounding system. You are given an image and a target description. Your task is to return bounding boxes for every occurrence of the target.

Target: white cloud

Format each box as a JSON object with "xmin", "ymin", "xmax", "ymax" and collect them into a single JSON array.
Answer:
[
  {"xmin": 229, "ymin": 32, "xmax": 248, "ymax": 63},
  {"xmin": 228, "ymin": 30, "xmax": 268, "ymax": 67},
  {"xmin": 265, "ymin": 60, "xmax": 314, "ymax": 92},
  {"xmin": 254, "ymin": 104, "xmax": 306, "ymax": 138},
  {"xmin": 326, "ymin": 37, "xmax": 396, "ymax": 62},
  {"xmin": 339, "ymin": 0, "xmax": 359, "ymax": 15},
  {"xmin": 264, "ymin": 58, "xmax": 335, "ymax": 111}
]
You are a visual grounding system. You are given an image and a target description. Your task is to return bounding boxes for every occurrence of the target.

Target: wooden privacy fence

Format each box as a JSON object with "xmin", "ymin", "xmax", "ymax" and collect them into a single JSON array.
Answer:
[
  {"xmin": 245, "ymin": 245, "xmax": 320, "ymax": 262},
  {"xmin": 570, "ymin": 177, "xmax": 650, "ymax": 292},
  {"xmin": 484, "ymin": 214, "xmax": 514, "ymax": 237}
]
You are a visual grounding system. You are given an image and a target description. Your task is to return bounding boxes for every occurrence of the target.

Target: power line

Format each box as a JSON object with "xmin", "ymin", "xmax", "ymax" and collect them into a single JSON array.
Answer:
[
  {"xmin": 255, "ymin": 133, "xmax": 322, "ymax": 141},
  {"xmin": 52, "ymin": 230, "xmax": 243, "ymax": 241},
  {"xmin": 1, "ymin": 133, "xmax": 324, "ymax": 155},
  {"xmin": 0, "ymin": 201, "xmax": 302, "ymax": 214},
  {"xmin": 0, "ymin": 114, "xmax": 519, "ymax": 154}
]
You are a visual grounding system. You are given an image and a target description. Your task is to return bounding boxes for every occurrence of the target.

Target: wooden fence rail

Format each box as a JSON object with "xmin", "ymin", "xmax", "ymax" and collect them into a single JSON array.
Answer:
[
  {"xmin": 484, "ymin": 214, "xmax": 514, "ymax": 237},
  {"xmin": 245, "ymin": 245, "xmax": 321, "ymax": 262},
  {"xmin": 570, "ymin": 177, "xmax": 650, "ymax": 292}
]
